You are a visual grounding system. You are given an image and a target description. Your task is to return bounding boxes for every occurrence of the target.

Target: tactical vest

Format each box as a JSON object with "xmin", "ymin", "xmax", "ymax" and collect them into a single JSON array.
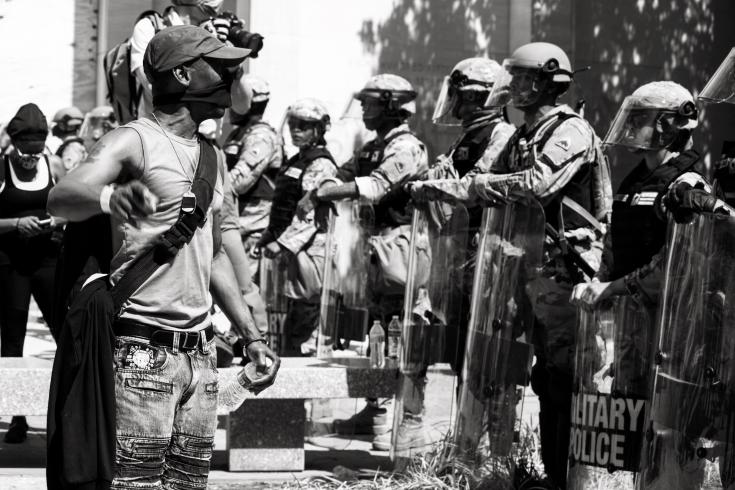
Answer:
[
  {"xmin": 446, "ymin": 121, "xmax": 499, "ymax": 178},
  {"xmin": 507, "ymin": 112, "xmax": 596, "ymax": 231},
  {"xmin": 267, "ymin": 146, "xmax": 336, "ymax": 238},
  {"xmin": 610, "ymin": 150, "xmax": 700, "ymax": 280},
  {"xmin": 223, "ymin": 122, "xmax": 281, "ymax": 205},
  {"xmin": 447, "ymin": 121, "xmax": 500, "ymax": 228},
  {"xmin": 357, "ymin": 130, "xmax": 419, "ymax": 228}
]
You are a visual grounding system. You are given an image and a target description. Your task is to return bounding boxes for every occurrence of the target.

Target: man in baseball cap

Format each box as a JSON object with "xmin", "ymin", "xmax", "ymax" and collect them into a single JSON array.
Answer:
[
  {"xmin": 143, "ymin": 24, "xmax": 250, "ymax": 119},
  {"xmin": 48, "ymin": 24, "xmax": 278, "ymax": 488}
]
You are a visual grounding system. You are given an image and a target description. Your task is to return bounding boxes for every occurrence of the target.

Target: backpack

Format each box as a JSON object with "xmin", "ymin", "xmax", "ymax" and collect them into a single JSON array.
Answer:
[{"xmin": 103, "ymin": 10, "xmax": 162, "ymax": 125}]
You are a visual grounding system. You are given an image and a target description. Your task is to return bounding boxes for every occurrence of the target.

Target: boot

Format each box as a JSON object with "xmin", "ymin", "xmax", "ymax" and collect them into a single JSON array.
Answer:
[
  {"xmin": 4, "ymin": 416, "xmax": 28, "ymax": 444},
  {"xmin": 334, "ymin": 400, "xmax": 389, "ymax": 435},
  {"xmin": 372, "ymin": 412, "xmax": 428, "ymax": 452}
]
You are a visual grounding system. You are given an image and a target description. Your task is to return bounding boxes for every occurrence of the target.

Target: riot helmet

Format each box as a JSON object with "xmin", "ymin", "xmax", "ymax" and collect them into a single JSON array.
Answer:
[
  {"xmin": 282, "ymin": 98, "xmax": 330, "ymax": 149},
  {"xmin": 231, "ymin": 72, "xmax": 270, "ymax": 121},
  {"xmin": 487, "ymin": 42, "xmax": 573, "ymax": 109},
  {"xmin": 603, "ymin": 81, "xmax": 698, "ymax": 152},
  {"xmin": 345, "ymin": 74, "xmax": 417, "ymax": 131},
  {"xmin": 433, "ymin": 57, "xmax": 503, "ymax": 125},
  {"xmin": 79, "ymin": 106, "xmax": 118, "ymax": 147}
]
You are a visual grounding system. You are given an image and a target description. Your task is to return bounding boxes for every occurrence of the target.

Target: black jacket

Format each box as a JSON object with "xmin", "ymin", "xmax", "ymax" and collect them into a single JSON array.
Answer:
[{"xmin": 47, "ymin": 277, "xmax": 115, "ymax": 490}]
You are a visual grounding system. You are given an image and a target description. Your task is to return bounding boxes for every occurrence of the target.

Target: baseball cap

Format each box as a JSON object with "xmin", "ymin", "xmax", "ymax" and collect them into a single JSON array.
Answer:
[
  {"xmin": 7, "ymin": 103, "xmax": 48, "ymax": 153},
  {"xmin": 143, "ymin": 25, "xmax": 250, "ymax": 80}
]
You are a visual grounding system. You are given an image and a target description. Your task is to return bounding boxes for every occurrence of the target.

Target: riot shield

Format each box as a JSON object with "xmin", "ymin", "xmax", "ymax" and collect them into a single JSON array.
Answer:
[
  {"xmin": 390, "ymin": 203, "xmax": 471, "ymax": 466},
  {"xmin": 568, "ymin": 296, "xmax": 655, "ymax": 490},
  {"xmin": 452, "ymin": 197, "xmax": 545, "ymax": 479},
  {"xmin": 259, "ymin": 255, "xmax": 289, "ymax": 354},
  {"xmin": 317, "ymin": 200, "xmax": 374, "ymax": 359},
  {"xmin": 639, "ymin": 214, "xmax": 735, "ymax": 490}
]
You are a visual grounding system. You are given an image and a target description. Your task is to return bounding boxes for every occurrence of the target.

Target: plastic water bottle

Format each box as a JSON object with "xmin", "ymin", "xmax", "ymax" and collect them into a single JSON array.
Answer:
[
  {"xmin": 387, "ymin": 315, "xmax": 401, "ymax": 360},
  {"xmin": 217, "ymin": 362, "xmax": 264, "ymax": 411},
  {"xmin": 369, "ymin": 320, "xmax": 385, "ymax": 368}
]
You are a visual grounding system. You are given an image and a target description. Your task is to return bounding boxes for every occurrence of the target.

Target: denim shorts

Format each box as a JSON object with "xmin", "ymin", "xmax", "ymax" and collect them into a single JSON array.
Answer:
[{"xmin": 111, "ymin": 335, "xmax": 218, "ymax": 490}]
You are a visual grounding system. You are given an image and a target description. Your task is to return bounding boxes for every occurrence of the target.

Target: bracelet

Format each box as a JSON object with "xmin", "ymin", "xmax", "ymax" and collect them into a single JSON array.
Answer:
[
  {"xmin": 243, "ymin": 338, "xmax": 267, "ymax": 349},
  {"xmin": 99, "ymin": 184, "xmax": 116, "ymax": 215}
]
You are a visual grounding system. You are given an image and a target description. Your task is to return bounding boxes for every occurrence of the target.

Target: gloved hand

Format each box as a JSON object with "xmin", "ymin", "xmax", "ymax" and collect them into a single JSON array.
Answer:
[
  {"xmin": 470, "ymin": 174, "xmax": 507, "ymax": 205},
  {"xmin": 406, "ymin": 181, "xmax": 441, "ymax": 203},
  {"xmin": 664, "ymin": 182, "xmax": 733, "ymax": 223}
]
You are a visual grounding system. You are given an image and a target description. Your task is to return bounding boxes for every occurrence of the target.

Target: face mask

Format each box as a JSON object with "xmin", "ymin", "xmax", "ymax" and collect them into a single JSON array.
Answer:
[
  {"xmin": 181, "ymin": 81, "xmax": 232, "ymax": 109},
  {"xmin": 16, "ymin": 149, "xmax": 42, "ymax": 170}
]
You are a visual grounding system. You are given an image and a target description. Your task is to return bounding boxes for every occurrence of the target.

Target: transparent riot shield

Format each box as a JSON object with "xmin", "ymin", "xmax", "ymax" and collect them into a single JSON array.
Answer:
[
  {"xmin": 639, "ymin": 214, "xmax": 735, "ymax": 490},
  {"xmin": 390, "ymin": 203, "xmax": 471, "ymax": 466},
  {"xmin": 317, "ymin": 200, "xmax": 374, "ymax": 359},
  {"xmin": 568, "ymin": 296, "xmax": 655, "ymax": 490},
  {"xmin": 452, "ymin": 197, "xmax": 545, "ymax": 480},
  {"xmin": 259, "ymin": 255, "xmax": 289, "ymax": 355}
]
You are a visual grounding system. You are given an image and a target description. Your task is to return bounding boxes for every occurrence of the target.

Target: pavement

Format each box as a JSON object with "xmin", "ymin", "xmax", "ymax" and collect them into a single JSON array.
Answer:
[{"xmin": 0, "ymin": 301, "xmax": 541, "ymax": 488}]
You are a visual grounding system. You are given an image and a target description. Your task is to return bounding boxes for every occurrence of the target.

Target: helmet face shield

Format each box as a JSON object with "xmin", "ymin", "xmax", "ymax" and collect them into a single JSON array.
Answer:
[
  {"xmin": 485, "ymin": 62, "xmax": 548, "ymax": 109},
  {"xmin": 699, "ymin": 48, "xmax": 735, "ymax": 105},
  {"xmin": 432, "ymin": 76, "xmax": 457, "ymax": 125},
  {"xmin": 433, "ymin": 74, "xmax": 493, "ymax": 125},
  {"xmin": 603, "ymin": 97, "xmax": 693, "ymax": 151},
  {"xmin": 79, "ymin": 114, "xmax": 118, "ymax": 145}
]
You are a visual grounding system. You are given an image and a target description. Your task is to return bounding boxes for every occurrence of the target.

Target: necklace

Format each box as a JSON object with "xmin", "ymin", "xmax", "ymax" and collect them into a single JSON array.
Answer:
[{"xmin": 151, "ymin": 112, "xmax": 197, "ymax": 214}]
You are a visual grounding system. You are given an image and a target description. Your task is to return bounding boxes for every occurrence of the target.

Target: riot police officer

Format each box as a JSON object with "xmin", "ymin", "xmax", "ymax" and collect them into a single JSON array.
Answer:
[
  {"xmin": 568, "ymin": 81, "xmax": 729, "ymax": 489},
  {"xmin": 225, "ymin": 74, "xmax": 284, "ymax": 264},
  {"xmin": 469, "ymin": 42, "xmax": 613, "ymax": 488},
  {"xmin": 258, "ymin": 99, "xmax": 338, "ymax": 356},
  {"xmin": 298, "ymin": 74, "xmax": 429, "ymax": 449}
]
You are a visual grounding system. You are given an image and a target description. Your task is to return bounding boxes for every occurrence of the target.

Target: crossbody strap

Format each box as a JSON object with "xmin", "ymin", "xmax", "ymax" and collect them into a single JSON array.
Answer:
[{"xmin": 110, "ymin": 138, "xmax": 218, "ymax": 313}]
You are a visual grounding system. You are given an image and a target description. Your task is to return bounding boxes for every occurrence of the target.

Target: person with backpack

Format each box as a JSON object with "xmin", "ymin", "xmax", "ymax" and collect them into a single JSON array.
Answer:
[
  {"xmin": 47, "ymin": 25, "xmax": 279, "ymax": 488},
  {"xmin": 468, "ymin": 42, "xmax": 613, "ymax": 488}
]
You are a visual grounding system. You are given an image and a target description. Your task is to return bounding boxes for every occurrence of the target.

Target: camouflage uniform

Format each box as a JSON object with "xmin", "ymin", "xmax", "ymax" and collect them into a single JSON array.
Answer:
[
  {"xmin": 336, "ymin": 123, "xmax": 430, "ymax": 321},
  {"xmin": 225, "ymin": 121, "xmax": 283, "ymax": 259},
  {"xmin": 473, "ymin": 104, "xmax": 612, "ymax": 372}
]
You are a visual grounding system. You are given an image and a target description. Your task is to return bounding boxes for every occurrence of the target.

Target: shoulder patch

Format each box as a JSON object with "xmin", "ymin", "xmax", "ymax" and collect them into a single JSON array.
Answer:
[{"xmin": 554, "ymin": 138, "xmax": 571, "ymax": 152}]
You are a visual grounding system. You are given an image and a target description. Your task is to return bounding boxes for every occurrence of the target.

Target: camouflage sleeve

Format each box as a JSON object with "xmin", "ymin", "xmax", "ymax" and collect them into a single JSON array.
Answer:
[
  {"xmin": 472, "ymin": 118, "xmax": 594, "ymax": 199},
  {"xmin": 219, "ymin": 172, "xmax": 240, "ymax": 234},
  {"xmin": 276, "ymin": 157, "xmax": 337, "ymax": 254},
  {"xmin": 229, "ymin": 132, "xmax": 277, "ymax": 195},
  {"xmin": 594, "ymin": 227, "xmax": 614, "ymax": 282},
  {"xmin": 354, "ymin": 136, "xmax": 428, "ymax": 203},
  {"xmin": 301, "ymin": 157, "xmax": 339, "ymax": 192},
  {"xmin": 459, "ymin": 122, "xmax": 516, "ymax": 200}
]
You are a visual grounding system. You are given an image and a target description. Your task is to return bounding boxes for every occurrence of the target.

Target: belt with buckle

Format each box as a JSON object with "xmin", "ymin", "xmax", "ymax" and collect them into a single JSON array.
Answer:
[{"xmin": 114, "ymin": 320, "xmax": 214, "ymax": 352}]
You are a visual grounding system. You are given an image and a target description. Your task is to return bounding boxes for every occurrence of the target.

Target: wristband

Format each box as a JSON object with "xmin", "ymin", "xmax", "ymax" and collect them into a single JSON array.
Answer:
[
  {"xmin": 243, "ymin": 338, "xmax": 268, "ymax": 350},
  {"xmin": 99, "ymin": 184, "xmax": 116, "ymax": 214}
]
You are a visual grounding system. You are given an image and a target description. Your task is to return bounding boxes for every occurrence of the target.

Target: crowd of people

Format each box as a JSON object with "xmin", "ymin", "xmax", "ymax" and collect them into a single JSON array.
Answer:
[{"xmin": 1, "ymin": 0, "xmax": 734, "ymax": 489}]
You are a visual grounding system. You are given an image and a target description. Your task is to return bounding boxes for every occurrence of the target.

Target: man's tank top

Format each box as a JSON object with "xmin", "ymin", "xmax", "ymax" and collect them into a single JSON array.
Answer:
[{"xmin": 109, "ymin": 117, "xmax": 224, "ymax": 331}]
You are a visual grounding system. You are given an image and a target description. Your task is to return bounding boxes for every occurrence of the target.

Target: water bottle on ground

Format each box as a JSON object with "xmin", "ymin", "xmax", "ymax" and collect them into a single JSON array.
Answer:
[
  {"xmin": 387, "ymin": 315, "xmax": 401, "ymax": 360},
  {"xmin": 369, "ymin": 320, "xmax": 385, "ymax": 368}
]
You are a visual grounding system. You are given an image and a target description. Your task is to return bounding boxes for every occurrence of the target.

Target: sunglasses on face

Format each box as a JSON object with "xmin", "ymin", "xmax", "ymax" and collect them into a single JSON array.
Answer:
[{"xmin": 16, "ymin": 148, "xmax": 43, "ymax": 160}]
